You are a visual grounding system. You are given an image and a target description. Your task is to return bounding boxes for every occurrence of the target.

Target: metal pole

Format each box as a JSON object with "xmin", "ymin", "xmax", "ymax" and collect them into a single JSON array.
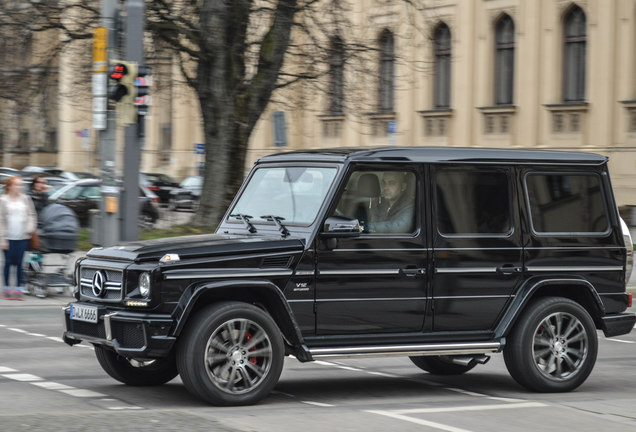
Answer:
[
  {"xmin": 121, "ymin": 0, "xmax": 145, "ymax": 241},
  {"xmin": 98, "ymin": 0, "xmax": 119, "ymax": 247}
]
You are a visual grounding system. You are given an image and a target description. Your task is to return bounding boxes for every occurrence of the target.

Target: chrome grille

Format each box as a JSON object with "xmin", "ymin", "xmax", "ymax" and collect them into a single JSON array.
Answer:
[{"xmin": 79, "ymin": 267, "xmax": 124, "ymax": 301}]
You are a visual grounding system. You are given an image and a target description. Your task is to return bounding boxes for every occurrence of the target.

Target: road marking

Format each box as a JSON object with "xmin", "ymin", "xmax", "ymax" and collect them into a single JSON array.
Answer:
[
  {"xmin": 31, "ymin": 381, "xmax": 73, "ymax": 390},
  {"xmin": 46, "ymin": 336, "xmax": 65, "ymax": 343},
  {"xmin": 2, "ymin": 373, "xmax": 43, "ymax": 382},
  {"xmin": 368, "ymin": 402, "xmax": 547, "ymax": 431},
  {"xmin": 7, "ymin": 327, "xmax": 28, "ymax": 334},
  {"xmin": 367, "ymin": 410, "xmax": 473, "ymax": 432},
  {"xmin": 606, "ymin": 338, "xmax": 635, "ymax": 344},
  {"xmin": 27, "ymin": 333, "xmax": 46, "ymax": 337},
  {"xmin": 60, "ymin": 388, "xmax": 107, "ymax": 398},
  {"xmin": 301, "ymin": 401, "xmax": 334, "ymax": 407},
  {"xmin": 1, "ymin": 365, "xmax": 143, "ymax": 410},
  {"xmin": 392, "ymin": 402, "xmax": 547, "ymax": 415}
]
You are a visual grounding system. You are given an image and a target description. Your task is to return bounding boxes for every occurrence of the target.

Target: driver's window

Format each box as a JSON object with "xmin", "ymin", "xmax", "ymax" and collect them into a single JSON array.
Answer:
[{"xmin": 334, "ymin": 170, "xmax": 416, "ymax": 234}]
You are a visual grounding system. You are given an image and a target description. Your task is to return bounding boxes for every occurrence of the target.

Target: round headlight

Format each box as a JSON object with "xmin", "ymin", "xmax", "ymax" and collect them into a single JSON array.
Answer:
[{"xmin": 139, "ymin": 272, "xmax": 151, "ymax": 297}]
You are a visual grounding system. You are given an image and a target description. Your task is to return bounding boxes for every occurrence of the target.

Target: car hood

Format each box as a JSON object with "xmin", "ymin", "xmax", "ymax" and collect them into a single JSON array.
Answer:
[{"xmin": 85, "ymin": 233, "xmax": 306, "ymax": 263}]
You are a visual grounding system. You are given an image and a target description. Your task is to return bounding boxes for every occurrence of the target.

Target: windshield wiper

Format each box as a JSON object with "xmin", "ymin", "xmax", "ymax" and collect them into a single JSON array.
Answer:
[
  {"xmin": 261, "ymin": 215, "xmax": 290, "ymax": 237},
  {"xmin": 230, "ymin": 213, "xmax": 257, "ymax": 233}
]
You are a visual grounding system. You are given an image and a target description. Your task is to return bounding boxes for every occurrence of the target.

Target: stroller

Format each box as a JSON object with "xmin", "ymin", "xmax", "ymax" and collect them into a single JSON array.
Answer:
[{"xmin": 25, "ymin": 203, "xmax": 79, "ymax": 298}]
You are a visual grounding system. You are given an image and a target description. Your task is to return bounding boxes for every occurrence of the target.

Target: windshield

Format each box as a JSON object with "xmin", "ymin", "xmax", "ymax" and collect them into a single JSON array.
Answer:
[{"xmin": 230, "ymin": 166, "xmax": 338, "ymax": 226}]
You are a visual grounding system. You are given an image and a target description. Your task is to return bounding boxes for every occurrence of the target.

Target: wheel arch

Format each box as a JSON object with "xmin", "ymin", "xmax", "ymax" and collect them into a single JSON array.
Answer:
[
  {"xmin": 495, "ymin": 277, "xmax": 605, "ymax": 339},
  {"xmin": 172, "ymin": 280, "xmax": 308, "ymax": 359}
]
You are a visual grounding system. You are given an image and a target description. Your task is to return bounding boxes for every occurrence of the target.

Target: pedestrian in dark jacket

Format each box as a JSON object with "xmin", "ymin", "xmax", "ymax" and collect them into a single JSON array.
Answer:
[{"xmin": 29, "ymin": 174, "xmax": 49, "ymax": 217}]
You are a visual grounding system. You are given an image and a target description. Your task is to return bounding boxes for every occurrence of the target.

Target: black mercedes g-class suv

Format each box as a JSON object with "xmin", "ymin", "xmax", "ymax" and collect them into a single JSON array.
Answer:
[{"xmin": 63, "ymin": 147, "xmax": 635, "ymax": 406}]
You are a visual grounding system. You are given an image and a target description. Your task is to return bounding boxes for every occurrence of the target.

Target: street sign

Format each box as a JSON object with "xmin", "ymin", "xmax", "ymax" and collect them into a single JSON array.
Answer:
[
  {"xmin": 195, "ymin": 143, "xmax": 205, "ymax": 154},
  {"xmin": 388, "ymin": 120, "xmax": 397, "ymax": 146}
]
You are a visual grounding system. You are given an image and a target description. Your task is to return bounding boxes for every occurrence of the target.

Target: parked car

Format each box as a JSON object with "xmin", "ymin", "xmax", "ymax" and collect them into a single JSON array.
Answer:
[
  {"xmin": 63, "ymin": 147, "xmax": 635, "ymax": 406},
  {"xmin": 140, "ymin": 173, "xmax": 179, "ymax": 204},
  {"xmin": 168, "ymin": 176, "xmax": 202, "ymax": 211},
  {"xmin": 49, "ymin": 179, "xmax": 159, "ymax": 227}
]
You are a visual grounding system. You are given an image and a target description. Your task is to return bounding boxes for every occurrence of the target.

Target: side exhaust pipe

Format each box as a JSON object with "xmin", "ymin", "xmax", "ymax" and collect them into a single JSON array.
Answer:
[{"xmin": 450, "ymin": 355, "xmax": 491, "ymax": 367}]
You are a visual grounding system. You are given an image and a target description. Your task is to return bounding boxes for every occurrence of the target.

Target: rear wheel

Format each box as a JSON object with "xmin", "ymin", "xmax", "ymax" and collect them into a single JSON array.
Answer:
[
  {"xmin": 177, "ymin": 302, "xmax": 284, "ymax": 406},
  {"xmin": 409, "ymin": 355, "xmax": 477, "ymax": 375},
  {"xmin": 503, "ymin": 297, "xmax": 598, "ymax": 392},
  {"xmin": 94, "ymin": 345, "xmax": 178, "ymax": 386}
]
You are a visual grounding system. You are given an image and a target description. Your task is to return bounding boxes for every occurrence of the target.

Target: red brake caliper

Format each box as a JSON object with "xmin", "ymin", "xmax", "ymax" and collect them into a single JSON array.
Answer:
[{"xmin": 246, "ymin": 332, "xmax": 258, "ymax": 365}]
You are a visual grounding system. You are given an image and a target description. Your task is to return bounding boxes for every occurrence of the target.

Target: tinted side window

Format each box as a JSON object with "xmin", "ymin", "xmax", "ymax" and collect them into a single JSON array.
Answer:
[
  {"xmin": 435, "ymin": 169, "xmax": 512, "ymax": 236},
  {"xmin": 334, "ymin": 170, "xmax": 417, "ymax": 235},
  {"xmin": 525, "ymin": 173, "xmax": 608, "ymax": 234}
]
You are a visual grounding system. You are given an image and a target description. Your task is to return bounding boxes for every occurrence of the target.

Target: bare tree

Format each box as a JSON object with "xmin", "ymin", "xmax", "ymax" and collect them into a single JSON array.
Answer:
[{"xmin": 1, "ymin": 0, "xmax": 430, "ymax": 227}]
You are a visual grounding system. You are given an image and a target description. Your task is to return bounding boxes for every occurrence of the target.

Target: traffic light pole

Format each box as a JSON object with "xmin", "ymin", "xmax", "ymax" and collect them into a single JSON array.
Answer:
[
  {"xmin": 99, "ymin": 0, "xmax": 119, "ymax": 247},
  {"xmin": 120, "ymin": 0, "xmax": 145, "ymax": 242}
]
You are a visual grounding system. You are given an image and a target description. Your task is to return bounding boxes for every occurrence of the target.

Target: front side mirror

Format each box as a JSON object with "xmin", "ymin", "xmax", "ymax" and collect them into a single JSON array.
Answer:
[{"xmin": 321, "ymin": 216, "xmax": 361, "ymax": 238}]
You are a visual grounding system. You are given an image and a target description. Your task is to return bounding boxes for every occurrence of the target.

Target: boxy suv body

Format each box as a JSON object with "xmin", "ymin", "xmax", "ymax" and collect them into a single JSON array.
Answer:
[{"xmin": 63, "ymin": 147, "xmax": 635, "ymax": 406}]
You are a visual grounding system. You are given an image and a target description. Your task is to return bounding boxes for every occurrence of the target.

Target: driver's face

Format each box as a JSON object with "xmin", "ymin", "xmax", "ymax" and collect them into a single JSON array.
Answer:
[{"xmin": 381, "ymin": 172, "xmax": 405, "ymax": 202}]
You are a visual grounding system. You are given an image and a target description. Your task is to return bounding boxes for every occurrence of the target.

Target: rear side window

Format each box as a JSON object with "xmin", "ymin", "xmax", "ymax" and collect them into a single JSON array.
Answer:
[
  {"xmin": 525, "ymin": 173, "xmax": 609, "ymax": 234},
  {"xmin": 435, "ymin": 169, "xmax": 512, "ymax": 236}
]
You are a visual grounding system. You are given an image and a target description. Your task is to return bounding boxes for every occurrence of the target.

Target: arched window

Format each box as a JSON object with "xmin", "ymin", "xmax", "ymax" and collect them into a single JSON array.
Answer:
[
  {"xmin": 433, "ymin": 23, "xmax": 451, "ymax": 108},
  {"xmin": 378, "ymin": 30, "xmax": 395, "ymax": 112},
  {"xmin": 495, "ymin": 15, "xmax": 514, "ymax": 105},
  {"xmin": 329, "ymin": 37, "xmax": 345, "ymax": 114},
  {"xmin": 563, "ymin": 5, "xmax": 586, "ymax": 102}
]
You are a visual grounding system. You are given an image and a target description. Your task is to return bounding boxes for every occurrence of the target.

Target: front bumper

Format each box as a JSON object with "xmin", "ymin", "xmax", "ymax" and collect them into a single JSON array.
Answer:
[
  {"xmin": 62, "ymin": 302, "xmax": 176, "ymax": 358},
  {"xmin": 600, "ymin": 312, "xmax": 636, "ymax": 337}
]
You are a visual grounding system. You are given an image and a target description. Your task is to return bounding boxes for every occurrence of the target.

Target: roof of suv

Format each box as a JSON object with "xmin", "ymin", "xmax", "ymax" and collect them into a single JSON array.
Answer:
[{"xmin": 258, "ymin": 147, "xmax": 608, "ymax": 165}]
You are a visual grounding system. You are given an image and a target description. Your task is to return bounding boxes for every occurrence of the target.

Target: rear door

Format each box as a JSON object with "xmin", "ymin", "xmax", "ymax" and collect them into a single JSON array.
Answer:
[{"xmin": 431, "ymin": 165, "xmax": 523, "ymax": 332}]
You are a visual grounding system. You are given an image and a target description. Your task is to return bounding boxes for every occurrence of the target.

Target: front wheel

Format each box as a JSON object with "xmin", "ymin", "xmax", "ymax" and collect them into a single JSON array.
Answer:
[
  {"xmin": 94, "ymin": 345, "xmax": 178, "ymax": 386},
  {"xmin": 503, "ymin": 297, "xmax": 598, "ymax": 392},
  {"xmin": 177, "ymin": 302, "xmax": 284, "ymax": 406}
]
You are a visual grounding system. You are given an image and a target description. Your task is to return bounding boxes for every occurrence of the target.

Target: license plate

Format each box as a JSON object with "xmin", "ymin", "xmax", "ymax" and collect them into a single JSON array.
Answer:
[{"xmin": 70, "ymin": 304, "xmax": 98, "ymax": 324}]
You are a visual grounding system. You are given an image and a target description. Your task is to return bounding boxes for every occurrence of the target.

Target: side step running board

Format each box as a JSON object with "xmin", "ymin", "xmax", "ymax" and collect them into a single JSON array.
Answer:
[{"xmin": 308, "ymin": 341, "xmax": 502, "ymax": 360}]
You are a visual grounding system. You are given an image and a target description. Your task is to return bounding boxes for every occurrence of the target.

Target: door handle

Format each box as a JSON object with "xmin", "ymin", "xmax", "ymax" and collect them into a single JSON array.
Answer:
[
  {"xmin": 496, "ymin": 265, "xmax": 522, "ymax": 275},
  {"xmin": 400, "ymin": 268, "xmax": 426, "ymax": 277}
]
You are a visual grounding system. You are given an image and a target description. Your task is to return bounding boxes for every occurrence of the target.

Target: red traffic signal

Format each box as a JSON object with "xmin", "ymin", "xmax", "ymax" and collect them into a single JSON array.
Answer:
[{"xmin": 109, "ymin": 63, "xmax": 128, "ymax": 81}]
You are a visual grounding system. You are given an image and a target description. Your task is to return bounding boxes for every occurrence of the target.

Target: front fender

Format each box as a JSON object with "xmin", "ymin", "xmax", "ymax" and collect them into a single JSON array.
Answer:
[
  {"xmin": 494, "ymin": 276, "xmax": 605, "ymax": 340},
  {"xmin": 170, "ymin": 279, "xmax": 308, "ymax": 357}
]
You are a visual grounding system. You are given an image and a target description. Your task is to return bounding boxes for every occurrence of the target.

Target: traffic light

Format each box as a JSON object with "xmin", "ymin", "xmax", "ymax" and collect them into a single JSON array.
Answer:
[
  {"xmin": 108, "ymin": 60, "xmax": 135, "ymax": 103},
  {"xmin": 108, "ymin": 60, "xmax": 138, "ymax": 125},
  {"xmin": 134, "ymin": 66, "xmax": 151, "ymax": 116}
]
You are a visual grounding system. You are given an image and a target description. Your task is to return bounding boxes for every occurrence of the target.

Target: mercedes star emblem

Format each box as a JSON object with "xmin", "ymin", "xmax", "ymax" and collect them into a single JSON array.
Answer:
[{"xmin": 92, "ymin": 270, "xmax": 105, "ymax": 297}]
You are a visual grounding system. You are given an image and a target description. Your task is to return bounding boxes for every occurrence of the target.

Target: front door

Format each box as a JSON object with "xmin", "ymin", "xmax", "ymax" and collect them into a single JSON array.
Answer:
[
  {"xmin": 431, "ymin": 165, "xmax": 523, "ymax": 332},
  {"xmin": 315, "ymin": 165, "xmax": 428, "ymax": 335}
]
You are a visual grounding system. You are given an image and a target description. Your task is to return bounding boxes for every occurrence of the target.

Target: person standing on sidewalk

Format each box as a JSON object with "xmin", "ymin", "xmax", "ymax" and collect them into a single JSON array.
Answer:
[{"xmin": 0, "ymin": 176, "xmax": 37, "ymax": 300}]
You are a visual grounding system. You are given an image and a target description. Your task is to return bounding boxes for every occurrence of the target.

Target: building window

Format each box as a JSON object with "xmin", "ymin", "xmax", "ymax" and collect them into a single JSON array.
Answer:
[
  {"xmin": 495, "ymin": 15, "xmax": 514, "ymax": 105},
  {"xmin": 378, "ymin": 30, "xmax": 395, "ymax": 113},
  {"xmin": 433, "ymin": 23, "xmax": 451, "ymax": 108},
  {"xmin": 329, "ymin": 37, "xmax": 345, "ymax": 115},
  {"xmin": 563, "ymin": 5, "xmax": 586, "ymax": 103},
  {"xmin": 272, "ymin": 111, "xmax": 287, "ymax": 147}
]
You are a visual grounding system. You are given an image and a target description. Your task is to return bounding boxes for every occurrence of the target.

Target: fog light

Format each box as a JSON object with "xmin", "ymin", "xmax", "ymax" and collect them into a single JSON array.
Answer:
[{"xmin": 139, "ymin": 272, "xmax": 151, "ymax": 297}]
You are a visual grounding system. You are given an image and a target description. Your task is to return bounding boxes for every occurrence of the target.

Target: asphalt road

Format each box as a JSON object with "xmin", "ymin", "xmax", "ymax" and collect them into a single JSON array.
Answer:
[{"xmin": 0, "ymin": 297, "xmax": 634, "ymax": 432}]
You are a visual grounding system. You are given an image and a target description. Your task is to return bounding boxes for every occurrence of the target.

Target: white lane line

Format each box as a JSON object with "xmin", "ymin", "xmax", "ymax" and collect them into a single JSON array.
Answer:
[
  {"xmin": 60, "ymin": 388, "xmax": 107, "ymax": 398},
  {"xmin": 368, "ymin": 402, "xmax": 547, "ymax": 431},
  {"xmin": 46, "ymin": 336, "xmax": 65, "ymax": 343},
  {"xmin": 31, "ymin": 381, "xmax": 74, "ymax": 390},
  {"xmin": 27, "ymin": 333, "xmax": 46, "ymax": 337},
  {"xmin": 606, "ymin": 338, "xmax": 635, "ymax": 344},
  {"xmin": 7, "ymin": 328, "xmax": 28, "ymax": 334},
  {"xmin": 2, "ymin": 373, "xmax": 44, "ymax": 382},
  {"xmin": 315, "ymin": 360, "xmax": 400, "ymax": 378},
  {"xmin": 302, "ymin": 401, "xmax": 335, "ymax": 407},
  {"xmin": 367, "ymin": 410, "xmax": 473, "ymax": 432},
  {"xmin": 0, "ymin": 366, "xmax": 17, "ymax": 373},
  {"xmin": 392, "ymin": 402, "xmax": 547, "ymax": 415}
]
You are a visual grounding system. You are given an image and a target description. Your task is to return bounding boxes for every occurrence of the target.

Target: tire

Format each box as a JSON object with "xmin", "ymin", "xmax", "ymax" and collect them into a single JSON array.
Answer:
[
  {"xmin": 94, "ymin": 345, "xmax": 178, "ymax": 386},
  {"xmin": 409, "ymin": 355, "xmax": 477, "ymax": 375},
  {"xmin": 177, "ymin": 302, "xmax": 284, "ymax": 406},
  {"xmin": 503, "ymin": 297, "xmax": 598, "ymax": 392},
  {"xmin": 168, "ymin": 198, "xmax": 177, "ymax": 211}
]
